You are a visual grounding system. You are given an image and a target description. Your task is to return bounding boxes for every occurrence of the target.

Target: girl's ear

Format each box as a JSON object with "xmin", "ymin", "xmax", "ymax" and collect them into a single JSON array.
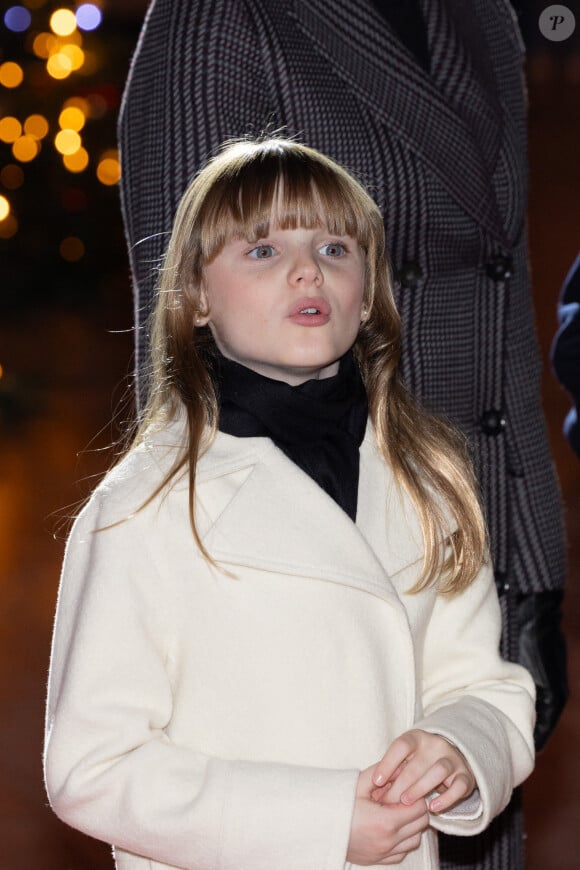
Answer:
[{"xmin": 194, "ymin": 285, "xmax": 211, "ymax": 327}]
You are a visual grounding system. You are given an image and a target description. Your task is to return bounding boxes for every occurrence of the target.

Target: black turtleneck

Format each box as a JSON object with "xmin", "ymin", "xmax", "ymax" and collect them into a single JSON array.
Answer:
[{"xmin": 214, "ymin": 352, "xmax": 369, "ymax": 520}]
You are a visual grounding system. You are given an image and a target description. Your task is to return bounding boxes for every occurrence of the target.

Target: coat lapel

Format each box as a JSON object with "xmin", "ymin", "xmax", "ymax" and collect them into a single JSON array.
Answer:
[
  {"xmin": 196, "ymin": 429, "xmax": 419, "ymax": 609},
  {"xmin": 290, "ymin": 0, "xmax": 508, "ymax": 244}
]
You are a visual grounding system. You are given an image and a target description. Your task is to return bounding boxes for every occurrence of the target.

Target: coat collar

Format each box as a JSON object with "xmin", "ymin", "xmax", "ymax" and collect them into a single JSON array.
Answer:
[
  {"xmin": 189, "ymin": 423, "xmax": 427, "ymax": 608},
  {"xmin": 289, "ymin": 0, "xmax": 508, "ymax": 245}
]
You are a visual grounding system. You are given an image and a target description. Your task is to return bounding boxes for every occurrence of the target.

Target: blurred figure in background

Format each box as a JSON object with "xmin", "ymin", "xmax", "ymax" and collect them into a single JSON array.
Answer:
[
  {"xmin": 552, "ymin": 253, "xmax": 580, "ymax": 458},
  {"xmin": 117, "ymin": 2, "xmax": 568, "ymax": 867}
]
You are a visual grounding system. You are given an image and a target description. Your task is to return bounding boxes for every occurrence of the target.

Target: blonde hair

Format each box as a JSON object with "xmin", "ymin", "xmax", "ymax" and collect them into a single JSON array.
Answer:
[{"xmin": 135, "ymin": 137, "xmax": 486, "ymax": 594}]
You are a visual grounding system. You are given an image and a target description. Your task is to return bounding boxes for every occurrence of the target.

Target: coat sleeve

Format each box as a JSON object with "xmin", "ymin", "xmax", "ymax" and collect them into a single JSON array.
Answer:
[
  {"xmin": 118, "ymin": 0, "xmax": 274, "ymax": 401},
  {"xmin": 412, "ymin": 561, "xmax": 536, "ymax": 836},
  {"xmin": 44, "ymin": 489, "xmax": 357, "ymax": 870}
]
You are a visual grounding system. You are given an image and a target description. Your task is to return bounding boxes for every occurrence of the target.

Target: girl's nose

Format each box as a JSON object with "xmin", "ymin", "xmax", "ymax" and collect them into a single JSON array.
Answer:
[{"xmin": 288, "ymin": 253, "xmax": 323, "ymax": 286}]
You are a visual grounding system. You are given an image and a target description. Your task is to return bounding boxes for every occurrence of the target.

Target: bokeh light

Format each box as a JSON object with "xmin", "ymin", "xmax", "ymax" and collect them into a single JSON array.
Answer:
[
  {"xmin": 86, "ymin": 93, "xmax": 107, "ymax": 119},
  {"xmin": 96, "ymin": 151, "xmax": 121, "ymax": 186},
  {"xmin": 0, "ymin": 214, "xmax": 18, "ymax": 238},
  {"xmin": 55, "ymin": 128, "xmax": 81, "ymax": 155},
  {"xmin": 24, "ymin": 114, "xmax": 49, "ymax": 139},
  {"xmin": 50, "ymin": 8, "xmax": 77, "ymax": 37},
  {"xmin": 60, "ymin": 27, "xmax": 82, "ymax": 47},
  {"xmin": 76, "ymin": 3, "xmax": 101, "ymax": 32},
  {"xmin": 0, "ymin": 164, "xmax": 25, "ymax": 190},
  {"xmin": 63, "ymin": 147, "xmax": 89, "ymax": 173},
  {"xmin": 59, "ymin": 106, "xmax": 85, "ymax": 131},
  {"xmin": 12, "ymin": 135, "xmax": 39, "ymax": 162},
  {"xmin": 32, "ymin": 32, "xmax": 56, "ymax": 59},
  {"xmin": 4, "ymin": 6, "xmax": 32, "ymax": 32},
  {"xmin": 0, "ymin": 62, "xmax": 24, "ymax": 89},
  {"xmin": 0, "ymin": 117, "xmax": 23, "ymax": 144},
  {"xmin": 46, "ymin": 52, "xmax": 73, "ymax": 80},
  {"xmin": 60, "ymin": 236, "xmax": 85, "ymax": 261},
  {"xmin": 1, "ymin": 0, "xmax": 123, "ymax": 267},
  {"xmin": 63, "ymin": 96, "xmax": 90, "ymax": 115},
  {"xmin": 60, "ymin": 44, "xmax": 85, "ymax": 71}
]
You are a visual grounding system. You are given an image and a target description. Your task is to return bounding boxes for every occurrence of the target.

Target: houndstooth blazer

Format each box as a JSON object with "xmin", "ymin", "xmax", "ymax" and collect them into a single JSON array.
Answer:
[{"xmin": 118, "ymin": 0, "xmax": 565, "ymax": 603}]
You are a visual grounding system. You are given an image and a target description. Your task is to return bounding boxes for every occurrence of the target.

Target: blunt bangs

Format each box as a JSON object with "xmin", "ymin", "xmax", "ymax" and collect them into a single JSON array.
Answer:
[{"xmin": 197, "ymin": 142, "xmax": 379, "ymax": 263}]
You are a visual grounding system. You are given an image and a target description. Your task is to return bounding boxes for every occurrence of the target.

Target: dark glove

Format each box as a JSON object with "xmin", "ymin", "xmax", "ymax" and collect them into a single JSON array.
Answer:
[{"xmin": 516, "ymin": 591, "xmax": 568, "ymax": 752}]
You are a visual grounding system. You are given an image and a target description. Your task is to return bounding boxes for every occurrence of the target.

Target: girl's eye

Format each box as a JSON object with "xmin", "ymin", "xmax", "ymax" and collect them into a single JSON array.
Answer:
[
  {"xmin": 247, "ymin": 244, "xmax": 276, "ymax": 259},
  {"xmin": 320, "ymin": 242, "xmax": 346, "ymax": 257}
]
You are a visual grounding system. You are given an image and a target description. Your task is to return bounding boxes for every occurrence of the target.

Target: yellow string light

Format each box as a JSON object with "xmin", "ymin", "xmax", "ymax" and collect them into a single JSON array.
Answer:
[
  {"xmin": 59, "ymin": 106, "xmax": 85, "ymax": 132},
  {"xmin": 0, "ymin": 215, "xmax": 18, "ymax": 238},
  {"xmin": 46, "ymin": 52, "xmax": 73, "ymax": 80},
  {"xmin": 0, "ymin": 196, "xmax": 10, "ymax": 221},
  {"xmin": 63, "ymin": 96, "xmax": 90, "ymax": 115},
  {"xmin": 63, "ymin": 147, "xmax": 89, "ymax": 173},
  {"xmin": 32, "ymin": 32, "xmax": 56, "ymax": 59},
  {"xmin": 55, "ymin": 129, "xmax": 82, "ymax": 155},
  {"xmin": 0, "ymin": 62, "xmax": 24, "ymax": 89},
  {"xmin": 24, "ymin": 114, "xmax": 50, "ymax": 139},
  {"xmin": 0, "ymin": 117, "xmax": 23, "ymax": 143},
  {"xmin": 96, "ymin": 154, "xmax": 121, "ymax": 186},
  {"xmin": 50, "ymin": 9, "xmax": 77, "ymax": 37},
  {"xmin": 12, "ymin": 135, "xmax": 40, "ymax": 162},
  {"xmin": 60, "ymin": 44, "xmax": 85, "ymax": 71}
]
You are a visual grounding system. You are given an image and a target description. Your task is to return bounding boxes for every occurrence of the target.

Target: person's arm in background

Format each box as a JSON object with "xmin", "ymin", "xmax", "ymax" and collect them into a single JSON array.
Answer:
[
  {"xmin": 118, "ymin": 0, "xmax": 272, "ymax": 407},
  {"xmin": 517, "ymin": 253, "xmax": 580, "ymax": 752},
  {"xmin": 552, "ymin": 253, "xmax": 580, "ymax": 458}
]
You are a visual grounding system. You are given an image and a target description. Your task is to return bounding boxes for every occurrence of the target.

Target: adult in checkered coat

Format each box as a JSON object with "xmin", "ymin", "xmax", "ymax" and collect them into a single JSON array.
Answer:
[{"xmin": 118, "ymin": 1, "xmax": 567, "ymax": 867}]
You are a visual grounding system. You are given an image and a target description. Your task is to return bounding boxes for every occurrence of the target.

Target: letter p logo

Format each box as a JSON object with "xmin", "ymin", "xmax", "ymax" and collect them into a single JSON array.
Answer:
[{"xmin": 539, "ymin": 5, "xmax": 576, "ymax": 41}]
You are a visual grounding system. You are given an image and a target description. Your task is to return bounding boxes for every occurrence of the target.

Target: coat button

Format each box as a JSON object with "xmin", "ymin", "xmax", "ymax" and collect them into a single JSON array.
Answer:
[
  {"xmin": 485, "ymin": 254, "xmax": 513, "ymax": 281},
  {"xmin": 397, "ymin": 260, "xmax": 423, "ymax": 289},
  {"xmin": 480, "ymin": 409, "xmax": 506, "ymax": 436}
]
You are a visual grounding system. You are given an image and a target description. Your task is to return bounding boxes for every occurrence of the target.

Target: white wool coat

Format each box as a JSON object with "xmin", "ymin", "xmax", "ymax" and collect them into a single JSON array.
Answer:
[{"xmin": 44, "ymin": 421, "xmax": 535, "ymax": 869}]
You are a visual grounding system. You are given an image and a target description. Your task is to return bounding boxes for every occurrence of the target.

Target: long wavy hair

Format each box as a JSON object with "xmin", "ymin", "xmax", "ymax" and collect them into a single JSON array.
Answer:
[{"xmin": 135, "ymin": 137, "xmax": 486, "ymax": 594}]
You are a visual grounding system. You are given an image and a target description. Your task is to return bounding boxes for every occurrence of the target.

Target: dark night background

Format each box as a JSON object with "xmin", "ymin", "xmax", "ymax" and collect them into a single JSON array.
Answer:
[{"xmin": 0, "ymin": 2, "xmax": 579, "ymax": 867}]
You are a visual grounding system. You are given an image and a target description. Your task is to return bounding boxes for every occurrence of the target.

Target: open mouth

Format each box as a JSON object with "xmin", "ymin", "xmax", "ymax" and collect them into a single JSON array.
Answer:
[{"xmin": 289, "ymin": 297, "xmax": 331, "ymax": 318}]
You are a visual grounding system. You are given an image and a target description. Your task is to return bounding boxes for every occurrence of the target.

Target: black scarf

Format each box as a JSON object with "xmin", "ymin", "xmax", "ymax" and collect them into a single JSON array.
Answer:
[{"xmin": 214, "ymin": 352, "xmax": 369, "ymax": 520}]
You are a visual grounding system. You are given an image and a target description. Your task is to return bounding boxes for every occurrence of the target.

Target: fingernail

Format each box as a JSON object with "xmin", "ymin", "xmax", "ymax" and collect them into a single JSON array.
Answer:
[{"xmin": 373, "ymin": 773, "xmax": 385, "ymax": 786}]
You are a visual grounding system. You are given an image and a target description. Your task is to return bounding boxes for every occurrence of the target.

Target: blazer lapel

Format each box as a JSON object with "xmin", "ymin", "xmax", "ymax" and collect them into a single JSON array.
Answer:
[
  {"xmin": 290, "ymin": 0, "xmax": 508, "ymax": 244},
  {"xmin": 423, "ymin": 0, "xmax": 503, "ymax": 173},
  {"xmin": 197, "ymin": 430, "xmax": 407, "ymax": 608}
]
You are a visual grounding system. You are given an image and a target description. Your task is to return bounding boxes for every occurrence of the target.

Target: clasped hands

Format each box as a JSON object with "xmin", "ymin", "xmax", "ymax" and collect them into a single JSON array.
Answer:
[{"xmin": 346, "ymin": 729, "xmax": 476, "ymax": 866}]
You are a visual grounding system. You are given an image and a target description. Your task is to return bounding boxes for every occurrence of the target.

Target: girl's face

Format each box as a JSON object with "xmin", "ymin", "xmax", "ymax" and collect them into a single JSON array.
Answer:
[{"xmin": 199, "ymin": 223, "xmax": 366, "ymax": 385}]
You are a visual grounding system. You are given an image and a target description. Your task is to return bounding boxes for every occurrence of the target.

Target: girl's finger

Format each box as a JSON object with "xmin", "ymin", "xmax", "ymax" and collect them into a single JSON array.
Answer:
[
  {"xmin": 371, "ymin": 760, "xmax": 407, "ymax": 801},
  {"xmin": 373, "ymin": 736, "xmax": 417, "ymax": 786},
  {"xmin": 429, "ymin": 772, "xmax": 475, "ymax": 814},
  {"xmin": 398, "ymin": 758, "xmax": 455, "ymax": 805}
]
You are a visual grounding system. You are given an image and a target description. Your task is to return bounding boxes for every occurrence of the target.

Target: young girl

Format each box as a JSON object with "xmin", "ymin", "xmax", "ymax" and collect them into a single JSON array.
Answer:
[{"xmin": 44, "ymin": 138, "xmax": 535, "ymax": 869}]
